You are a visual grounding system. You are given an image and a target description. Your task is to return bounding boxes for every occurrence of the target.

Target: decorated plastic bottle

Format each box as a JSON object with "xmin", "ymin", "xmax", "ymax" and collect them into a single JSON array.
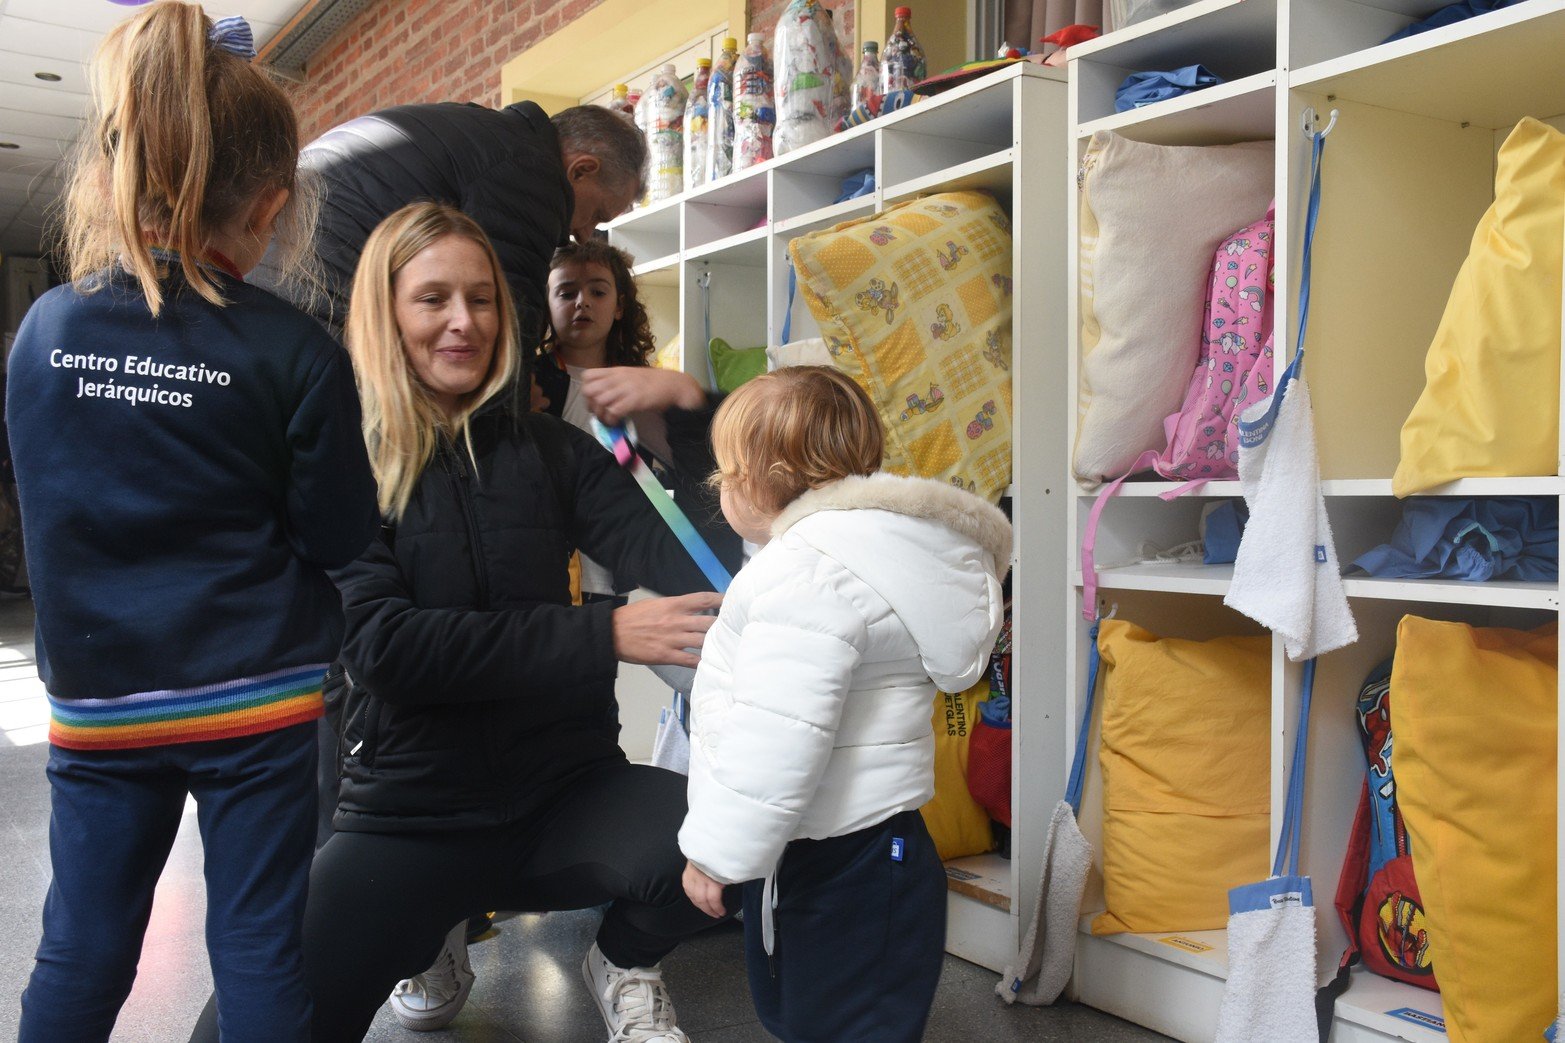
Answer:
[
  {"xmin": 732, "ymin": 33, "xmax": 775, "ymax": 171},
  {"xmin": 879, "ymin": 6, "xmax": 926, "ymax": 107},
  {"xmin": 774, "ymin": 0, "xmax": 838, "ymax": 155},
  {"xmin": 853, "ymin": 41, "xmax": 882, "ymax": 117},
  {"xmin": 607, "ymin": 83, "xmax": 635, "ymax": 121},
  {"xmin": 645, "ymin": 64, "xmax": 688, "ymax": 203},
  {"xmin": 825, "ymin": 9, "xmax": 853, "ymax": 129},
  {"xmin": 706, "ymin": 37, "xmax": 739, "ymax": 183},
  {"xmin": 631, "ymin": 89, "xmax": 649, "ymax": 206},
  {"xmin": 684, "ymin": 59, "xmax": 712, "ymax": 192}
]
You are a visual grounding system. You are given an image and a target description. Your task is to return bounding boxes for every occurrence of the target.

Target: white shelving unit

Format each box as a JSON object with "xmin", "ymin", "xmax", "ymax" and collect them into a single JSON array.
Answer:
[
  {"xmin": 1066, "ymin": 2, "xmax": 1564, "ymax": 1040},
  {"xmin": 604, "ymin": 61, "xmax": 1072, "ymax": 973}
]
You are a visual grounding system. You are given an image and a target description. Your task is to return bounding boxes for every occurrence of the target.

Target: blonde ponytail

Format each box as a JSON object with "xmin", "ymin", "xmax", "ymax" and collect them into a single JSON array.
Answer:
[{"xmin": 62, "ymin": 0, "xmax": 315, "ymax": 316}]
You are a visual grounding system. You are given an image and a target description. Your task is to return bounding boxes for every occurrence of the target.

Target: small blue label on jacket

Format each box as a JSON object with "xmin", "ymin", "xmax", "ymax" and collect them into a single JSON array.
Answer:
[
  {"xmin": 890, "ymin": 837, "xmax": 905, "ymax": 862},
  {"xmin": 1315, "ymin": 545, "xmax": 1328, "ymax": 563},
  {"xmin": 1386, "ymin": 1008, "xmax": 1445, "ymax": 1032}
]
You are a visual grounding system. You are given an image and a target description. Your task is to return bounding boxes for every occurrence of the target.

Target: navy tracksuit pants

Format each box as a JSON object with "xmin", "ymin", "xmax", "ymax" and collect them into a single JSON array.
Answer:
[{"xmin": 742, "ymin": 808, "xmax": 947, "ymax": 1043}]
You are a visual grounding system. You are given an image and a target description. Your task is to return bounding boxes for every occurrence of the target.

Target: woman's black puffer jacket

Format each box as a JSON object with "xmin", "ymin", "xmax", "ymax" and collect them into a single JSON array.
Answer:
[
  {"xmin": 256, "ymin": 101, "xmax": 571, "ymax": 347},
  {"xmin": 329, "ymin": 405, "xmax": 711, "ymax": 834}
]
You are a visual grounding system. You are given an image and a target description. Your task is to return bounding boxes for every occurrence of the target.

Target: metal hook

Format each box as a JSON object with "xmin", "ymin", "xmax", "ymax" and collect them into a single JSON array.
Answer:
[{"xmin": 1301, "ymin": 106, "xmax": 1339, "ymax": 140}]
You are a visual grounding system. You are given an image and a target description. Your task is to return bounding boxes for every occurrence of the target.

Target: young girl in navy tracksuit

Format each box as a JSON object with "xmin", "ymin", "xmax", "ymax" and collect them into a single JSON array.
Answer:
[{"xmin": 6, "ymin": 4, "xmax": 378, "ymax": 1041}]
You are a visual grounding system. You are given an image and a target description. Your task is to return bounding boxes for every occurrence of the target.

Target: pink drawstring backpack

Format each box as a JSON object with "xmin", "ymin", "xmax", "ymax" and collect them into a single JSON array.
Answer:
[{"xmin": 1157, "ymin": 204, "xmax": 1276, "ymax": 481}]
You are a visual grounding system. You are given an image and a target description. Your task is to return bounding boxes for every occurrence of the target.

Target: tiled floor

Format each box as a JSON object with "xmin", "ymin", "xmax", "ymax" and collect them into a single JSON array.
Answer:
[{"xmin": 0, "ymin": 598, "xmax": 1168, "ymax": 1042}]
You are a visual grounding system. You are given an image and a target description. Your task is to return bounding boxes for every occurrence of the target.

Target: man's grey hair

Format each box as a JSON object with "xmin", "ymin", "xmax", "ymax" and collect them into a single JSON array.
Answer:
[{"xmin": 552, "ymin": 105, "xmax": 649, "ymax": 199}]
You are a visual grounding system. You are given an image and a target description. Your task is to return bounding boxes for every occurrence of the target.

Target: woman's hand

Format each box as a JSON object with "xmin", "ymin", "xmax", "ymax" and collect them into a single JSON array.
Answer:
[
  {"xmin": 682, "ymin": 860, "xmax": 728, "ymax": 919},
  {"xmin": 612, "ymin": 591, "xmax": 722, "ymax": 667},
  {"xmin": 580, "ymin": 367, "xmax": 705, "ymax": 426}
]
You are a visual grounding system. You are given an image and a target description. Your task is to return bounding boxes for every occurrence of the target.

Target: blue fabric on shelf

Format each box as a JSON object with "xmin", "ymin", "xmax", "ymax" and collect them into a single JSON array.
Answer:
[
  {"xmin": 1383, "ymin": 0, "xmax": 1527, "ymax": 42},
  {"xmin": 1202, "ymin": 500, "xmax": 1249, "ymax": 565},
  {"xmin": 1113, "ymin": 65, "xmax": 1223, "ymax": 112},
  {"xmin": 835, "ymin": 169, "xmax": 876, "ymax": 203},
  {"xmin": 978, "ymin": 694, "xmax": 1011, "ymax": 727},
  {"xmin": 1351, "ymin": 497, "xmax": 1559, "ymax": 582}
]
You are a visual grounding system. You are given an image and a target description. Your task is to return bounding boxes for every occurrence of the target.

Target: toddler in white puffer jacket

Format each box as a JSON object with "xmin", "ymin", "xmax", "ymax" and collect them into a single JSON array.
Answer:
[{"xmin": 678, "ymin": 366, "xmax": 1011, "ymax": 1043}]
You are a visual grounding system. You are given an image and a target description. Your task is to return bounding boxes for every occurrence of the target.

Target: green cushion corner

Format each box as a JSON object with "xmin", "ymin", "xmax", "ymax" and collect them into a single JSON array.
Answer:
[{"xmin": 708, "ymin": 337, "xmax": 768, "ymax": 393}]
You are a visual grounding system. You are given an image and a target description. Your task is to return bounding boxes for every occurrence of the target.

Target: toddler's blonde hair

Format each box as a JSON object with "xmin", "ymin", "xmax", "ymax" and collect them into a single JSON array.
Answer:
[{"xmin": 710, "ymin": 366, "xmax": 884, "ymax": 514}]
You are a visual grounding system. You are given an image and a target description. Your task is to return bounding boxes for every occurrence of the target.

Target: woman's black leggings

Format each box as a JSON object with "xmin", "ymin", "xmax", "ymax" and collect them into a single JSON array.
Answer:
[{"xmin": 190, "ymin": 760, "xmax": 720, "ymax": 1043}]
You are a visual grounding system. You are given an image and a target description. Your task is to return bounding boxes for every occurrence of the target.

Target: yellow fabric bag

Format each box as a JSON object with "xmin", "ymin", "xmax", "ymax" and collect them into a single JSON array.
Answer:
[
  {"xmin": 788, "ymin": 191, "xmax": 1013, "ymax": 502},
  {"xmin": 920, "ymin": 681, "xmax": 995, "ymax": 860},
  {"xmin": 1390, "ymin": 616, "xmax": 1557, "ymax": 1043},
  {"xmin": 1393, "ymin": 117, "xmax": 1565, "ymax": 496},
  {"xmin": 1091, "ymin": 620, "xmax": 1270, "ymax": 935}
]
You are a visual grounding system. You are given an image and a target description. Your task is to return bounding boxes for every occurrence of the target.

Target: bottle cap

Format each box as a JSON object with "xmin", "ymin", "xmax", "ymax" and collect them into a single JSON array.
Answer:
[
  {"xmin": 662, "ymin": 63, "xmax": 677, "ymax": 74},
  {"xmin": 723, "ymin": 37, "xmax": 738, "ymax": 51},
  {"xmin": 613, "ymin": 83, "xmax": 628, "ymax": 94},
  {"xmin": 747, "ymin": 31, "xmax": 764, "ymax": 43},
  {"xmin": 895, "ymin": 6, "xmax": 912, "ymax": 17},
  {"xmin": 864, "ymin": 41, "xmax": 879, "ymax": 52},
  {"xmin": 697, "ymin": 58, "xmax": 712, "ymax": 68}
]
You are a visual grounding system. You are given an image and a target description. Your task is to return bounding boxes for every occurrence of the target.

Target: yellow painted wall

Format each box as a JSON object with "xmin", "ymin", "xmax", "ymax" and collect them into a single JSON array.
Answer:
[
  {"xmin": 857, "ymin": 0, "xmax": 969, "ymax": 79},
  {"xmin": 501, "ymin": 0, "xmax": 747, "ymax": 112}
]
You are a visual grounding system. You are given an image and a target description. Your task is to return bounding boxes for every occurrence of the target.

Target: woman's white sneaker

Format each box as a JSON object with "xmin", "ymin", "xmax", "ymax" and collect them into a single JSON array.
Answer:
[
  {"xmin": 581, "ymin": 942, "xmax": 690, "ymax": 1043},
  {"xmin": 388, "ymin": 920, "xmax": 476, "ymax": 1031}
]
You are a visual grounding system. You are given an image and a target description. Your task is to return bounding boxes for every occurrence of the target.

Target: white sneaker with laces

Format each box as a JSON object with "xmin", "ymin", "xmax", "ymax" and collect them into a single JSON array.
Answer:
[
  {"xmin": 582, "ymin": 942, "xmax": 690, "ymax": 1043},
  {"xmin": 388, "ymin": 920, "xmax": 476, "ymax": 1032}
]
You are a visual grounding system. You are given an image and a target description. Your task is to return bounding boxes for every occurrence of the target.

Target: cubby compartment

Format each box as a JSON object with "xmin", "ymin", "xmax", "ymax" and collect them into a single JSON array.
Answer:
[
  {"xmin": 1290, "ymin": 74, "xmax": 1565, "ymax": 482},
  {"xmin": 878, "ymin": 75, "xmax": 1017, "ymax": 191},
  {"xmin": 770, "ymin": 128, "xmax": 877, "ymax": 225},
  {"xmin": 1290, "ymin": 0, "xmax": 1565, "ymax": 83},
  {"xmin": 1067, "ymin": 589, "xmax": 1272, "ymax": 1041},
  {"xmin": 683, "ymin": 258, "xmax": 768, "ymax": 377},
  {"xmin": 1070, "ymin": 0, "xmax": 1278, "ymax": 127},
  {"xmin": 683, "ymin": 176, "xmax": 767, "ymax": 256},
  {"xmin": 1075, "ymin": 490, "xmax": 1237, "ymax": 595},
  {"xmin": 606, "ymin": 195, "xmax": 681, "ymax": 271}
]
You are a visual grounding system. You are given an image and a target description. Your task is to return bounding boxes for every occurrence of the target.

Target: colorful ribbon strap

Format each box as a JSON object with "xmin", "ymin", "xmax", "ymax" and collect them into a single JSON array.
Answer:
[
  {"xmin": 209, "ymin": 16, "xmax": 256, "ymax": 60},
  {"xmin": 590, "ymin": 419, "xmax": 733, "ymax": 593}
]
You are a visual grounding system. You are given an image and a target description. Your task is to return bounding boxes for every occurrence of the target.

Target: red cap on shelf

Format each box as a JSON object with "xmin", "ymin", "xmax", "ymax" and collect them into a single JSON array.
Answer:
[{"xmin": 895, "ymin": 6, "xmax": 912, "ymax": 17}]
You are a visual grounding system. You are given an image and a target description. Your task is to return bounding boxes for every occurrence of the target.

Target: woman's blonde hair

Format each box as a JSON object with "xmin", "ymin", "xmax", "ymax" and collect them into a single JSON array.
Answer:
[
  {"xmin": 61, "ymin": 0, "xmax": 320, "ymax": 316},
  {"xmin": 345, "ymin": 202, "xmax": 521, "ymax": 520},
  {"xmin": 710, "ymin": 366, "xmax": 884, "ymax": 514}
]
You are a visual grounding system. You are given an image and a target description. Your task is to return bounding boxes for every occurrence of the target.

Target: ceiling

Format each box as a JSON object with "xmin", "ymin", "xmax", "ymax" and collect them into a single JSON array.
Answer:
[{"xmin": 0, "ymin": 0, "xmax": 307, "ymax": 259}]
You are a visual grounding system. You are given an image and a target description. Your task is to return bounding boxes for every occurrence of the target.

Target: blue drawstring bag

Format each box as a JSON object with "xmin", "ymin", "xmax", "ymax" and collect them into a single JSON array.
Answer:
[{"xmin": 1352, "ymin": 497, "xmax": 1558, "ymax": 582}]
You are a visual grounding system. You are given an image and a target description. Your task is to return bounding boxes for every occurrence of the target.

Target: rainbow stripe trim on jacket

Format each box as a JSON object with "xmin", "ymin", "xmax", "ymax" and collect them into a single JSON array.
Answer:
[{"xmin": 47, "ymin": 663, "xmax": 328, "ymax": 750}]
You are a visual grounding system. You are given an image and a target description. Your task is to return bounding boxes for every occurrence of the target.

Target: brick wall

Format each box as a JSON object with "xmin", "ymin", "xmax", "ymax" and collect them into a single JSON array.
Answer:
[
  {"xmin": 288, "ymin": 0, "xmax": 856, "ymax": 142},
  {"xmin": 288, "ymin": 0, "xmax": 606, "ymax": 141}
]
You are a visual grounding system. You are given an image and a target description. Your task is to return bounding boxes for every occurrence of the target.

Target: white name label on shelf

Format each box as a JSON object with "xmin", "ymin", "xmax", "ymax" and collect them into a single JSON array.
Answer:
[
  {"xmin": 1386, "ymin": 1008, "xmax": 1446, "ymax": 1033},
  {"xmin": 1157, "ymin": 935, "xmax": 1214, "ymax": 955}
]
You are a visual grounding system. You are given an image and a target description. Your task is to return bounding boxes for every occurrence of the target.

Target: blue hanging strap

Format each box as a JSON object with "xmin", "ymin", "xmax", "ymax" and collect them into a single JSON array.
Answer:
[
  {"xmin": 781, "ymin": 258, "xmax": 797, "ymax": 345},
  {"xmin": 1065, "ymin": 620, "xmax": 1101, "ymax": 816},
  {"xmin": 1237, "ymin": 129, "xmax": 1325, "ymax": 451},
  {"xmin": 1273, "ymin": 657, "xmax": 1315, "ymax": 878},
  {"xmin": 699, "ymin": 269, "xmax": 718, "ymax": 390}
]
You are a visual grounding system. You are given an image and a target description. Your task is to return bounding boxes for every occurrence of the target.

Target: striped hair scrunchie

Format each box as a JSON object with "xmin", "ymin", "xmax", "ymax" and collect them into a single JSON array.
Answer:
[{"xmin": 208, "ymin": 16, "xmax": 256, "ymax": 60}]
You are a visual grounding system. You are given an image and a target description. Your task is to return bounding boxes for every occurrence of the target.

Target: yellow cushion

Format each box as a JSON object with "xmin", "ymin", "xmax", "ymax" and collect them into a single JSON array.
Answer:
[
  {"xmin": 1393, "ymin": 117, "xmax": 1565, "ymax": 496},
  {"xmin": 1390, "ymin": 616, "xmax": 1557, "ymax": 1043},
  {"xmin": 920, "ymin": 680, "xmax": 994, "ymax": 861},
  {"xmin": 788, "ymin": 191, "xmax": 1014, "ymax": 502},
  {"xmin": 1091, "ymin": 619, "xmax": 1270, "ymax": 935}
]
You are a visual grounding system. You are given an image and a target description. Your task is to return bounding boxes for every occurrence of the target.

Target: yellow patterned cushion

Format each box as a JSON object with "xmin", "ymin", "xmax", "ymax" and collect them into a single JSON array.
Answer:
[{"xmin": 788, "ymin": 191, "xmax": 1013, "ymax": 502}]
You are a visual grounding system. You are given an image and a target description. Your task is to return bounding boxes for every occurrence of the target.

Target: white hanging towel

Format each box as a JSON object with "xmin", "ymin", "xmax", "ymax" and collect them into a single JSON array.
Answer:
[
  {"xmin": 1215, "ymin": 659, "xmax": 1320, "ymax": 1043},
  {"xmin": 1224, "ymin": 370, "xmax": 1356, "ymax": 660},
  {"xmin": 997, "ymin": 620, "xmax": 1102, "ymax": 1006},
  {"xmin": 650, "ymin": 692, "xmax": 692, "ymax": 775}
]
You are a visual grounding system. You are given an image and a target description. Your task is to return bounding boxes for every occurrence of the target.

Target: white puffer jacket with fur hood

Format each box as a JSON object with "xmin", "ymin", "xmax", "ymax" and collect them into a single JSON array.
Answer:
[{"xmin": 679, "ymin": 473, "xmax": 1012, "ymax": 886}]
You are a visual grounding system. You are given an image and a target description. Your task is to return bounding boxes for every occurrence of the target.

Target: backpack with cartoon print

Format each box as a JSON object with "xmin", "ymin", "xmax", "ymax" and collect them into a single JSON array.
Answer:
[
  {"xmin": 1156, "ymin": 203, "xmax": 1275, "ymax": 481},
  {"xmin": 1332, "ymin": 657, "xmax": 1440, "ymax": 993}
]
